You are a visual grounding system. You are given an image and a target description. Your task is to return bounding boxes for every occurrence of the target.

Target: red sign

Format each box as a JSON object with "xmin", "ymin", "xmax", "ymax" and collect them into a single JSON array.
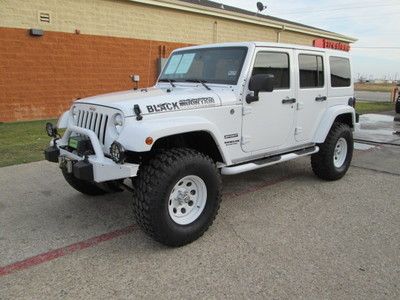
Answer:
[{"xmin": 313, "ymin": 39, "xmax": 350, "ymax": 52}]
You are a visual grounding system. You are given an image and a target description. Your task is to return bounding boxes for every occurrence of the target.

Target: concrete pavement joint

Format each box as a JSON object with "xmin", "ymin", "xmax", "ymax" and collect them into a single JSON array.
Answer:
[{"xmin": 351, "ymin": 165, "xmax": 400, "ymax": 177}]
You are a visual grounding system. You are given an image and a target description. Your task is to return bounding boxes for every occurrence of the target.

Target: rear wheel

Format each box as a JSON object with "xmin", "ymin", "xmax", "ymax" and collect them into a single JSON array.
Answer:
[
  {"xmin": 132, "ymin": 148, "xmax": 222, "ymax": 247},
  {"xmin": 311, "ymin": 122, "xmax": 353, "ymax": 181}
]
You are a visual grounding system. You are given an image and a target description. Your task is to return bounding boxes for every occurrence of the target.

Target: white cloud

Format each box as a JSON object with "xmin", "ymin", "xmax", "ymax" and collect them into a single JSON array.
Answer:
[{"xmin": 218, "ymin": 0, "xmax": 400, "ymax": 79}]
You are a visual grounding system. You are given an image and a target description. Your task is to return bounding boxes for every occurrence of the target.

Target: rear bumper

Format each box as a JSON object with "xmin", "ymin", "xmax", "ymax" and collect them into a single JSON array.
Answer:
[{"xmin": 45, "ymin": 125, "xmax": 139, "ymax": 183}]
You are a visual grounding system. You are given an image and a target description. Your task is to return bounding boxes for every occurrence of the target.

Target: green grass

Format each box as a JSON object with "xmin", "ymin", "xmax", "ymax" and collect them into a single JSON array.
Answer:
[
  {"xmin": 356, "ymin": 101, "xmax": 394, "ymax": 115},
  {"xmin": 0, "ymin": 119, "xmax": 57, "ymax": 167}
]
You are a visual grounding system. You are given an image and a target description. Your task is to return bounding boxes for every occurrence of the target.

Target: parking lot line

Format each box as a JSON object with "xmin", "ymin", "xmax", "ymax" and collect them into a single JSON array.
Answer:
[
  {"xmin": 0, "ymin": 174, "xmax": 296, "ymax": 278},
  {"xmin": 0, "ymin": 225, "xmax": 136, "ymax": 277}
]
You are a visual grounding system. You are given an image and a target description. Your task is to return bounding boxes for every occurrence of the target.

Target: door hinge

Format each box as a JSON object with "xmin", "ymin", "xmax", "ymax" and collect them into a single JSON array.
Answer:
[
  {"xmin": 295, "ymin": 127, "xmax": 303, "ymax": 135},
  {"xmin": 242, "ymin": 106, "xmax": 252, "ymax": 116},
  {"xmin": 241, "ymin": 135, "xmax": 251, "ymax": 145},
  {"xmin": 297, "ymin": 101, "xmax": 304, "ymax": 110}
]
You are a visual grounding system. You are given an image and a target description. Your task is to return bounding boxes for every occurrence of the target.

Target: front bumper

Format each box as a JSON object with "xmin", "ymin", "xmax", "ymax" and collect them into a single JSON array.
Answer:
[{"xmin": 45, "ymin": 125, "xmax": 139, "ymax": 183}]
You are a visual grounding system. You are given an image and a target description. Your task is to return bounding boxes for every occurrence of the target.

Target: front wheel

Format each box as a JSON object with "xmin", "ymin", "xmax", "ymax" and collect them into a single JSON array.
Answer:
[
  {"xmin": 132, "ymin": 148, "xmax": 222, "ymax": 247},
  {"xmin": 311, "ymin": 122, "xmax": 353, "ymax": 181}
]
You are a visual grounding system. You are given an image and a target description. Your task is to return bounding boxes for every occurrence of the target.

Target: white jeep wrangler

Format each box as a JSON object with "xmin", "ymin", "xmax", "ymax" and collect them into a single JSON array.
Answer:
[{"xmin": 45, "ymin": 42, "xmax": 356, "ymax": 246}]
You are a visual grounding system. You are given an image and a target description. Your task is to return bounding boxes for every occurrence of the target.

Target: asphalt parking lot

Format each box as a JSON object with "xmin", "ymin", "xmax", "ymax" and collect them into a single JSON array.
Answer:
[{"xmin": 1, "ymin": 118, "xmax": 400, "ymax": 298}]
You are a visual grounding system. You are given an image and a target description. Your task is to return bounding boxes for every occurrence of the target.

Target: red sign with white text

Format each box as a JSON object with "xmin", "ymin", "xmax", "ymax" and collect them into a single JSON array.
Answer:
[{"xmin": 313, "ymin": 39, "xmax": 350, "ymax": 52}]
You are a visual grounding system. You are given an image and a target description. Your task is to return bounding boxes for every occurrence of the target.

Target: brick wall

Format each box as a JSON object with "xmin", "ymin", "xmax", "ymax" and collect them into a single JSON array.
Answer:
[{"xmin": 0, "ymin": 28, "xmax": 188, "ymax": 122}]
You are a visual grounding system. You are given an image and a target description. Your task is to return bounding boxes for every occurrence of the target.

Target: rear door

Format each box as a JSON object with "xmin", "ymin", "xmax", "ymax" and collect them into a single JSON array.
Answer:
[
  {"xmin": 241, "ymin": 48, "xmax": 296, "ymax": 152},
  {"xmin": 294, "ymin": 50, "xmax": 328, "ymax": 142}
]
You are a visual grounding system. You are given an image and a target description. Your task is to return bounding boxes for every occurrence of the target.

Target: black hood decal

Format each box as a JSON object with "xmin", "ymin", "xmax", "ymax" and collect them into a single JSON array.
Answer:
[{"xmin": 146, "ymin": 97, "xmax": 215, "ymax": 113}]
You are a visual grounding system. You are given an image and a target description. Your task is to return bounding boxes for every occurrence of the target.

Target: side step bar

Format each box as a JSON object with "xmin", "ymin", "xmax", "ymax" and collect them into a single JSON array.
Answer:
[{"xmin": 221, "ymin": 146, "xmax": 319, "ymax": 175}]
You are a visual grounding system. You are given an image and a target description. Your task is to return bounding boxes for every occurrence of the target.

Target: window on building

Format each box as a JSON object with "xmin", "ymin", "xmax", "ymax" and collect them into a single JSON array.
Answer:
[
  {"xmin": 252, "ymin": 52, "xmax": 290, "ymax": 89},
  {"xmin": 330, "ymin": 57, "xmax": 351, "ymax": 87},
  {"xmin": 299, "ymin": 54, "xmax": 324, "ymax": 88}
]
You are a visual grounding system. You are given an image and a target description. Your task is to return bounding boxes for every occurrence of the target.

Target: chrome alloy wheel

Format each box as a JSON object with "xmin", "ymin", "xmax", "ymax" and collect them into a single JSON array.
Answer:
[
  {"xmin": 168, "ymin": 175, "xmax": 207, "ymax": 225},
  {"xmin": 333, "ymin": 137, "xmax": 348, "ymax": 168}
]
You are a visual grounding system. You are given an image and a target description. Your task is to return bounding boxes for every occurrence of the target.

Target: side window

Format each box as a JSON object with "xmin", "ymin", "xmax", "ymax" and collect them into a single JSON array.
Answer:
[
  {"xmin": 330, "ymin": 57, "xmax": 351, "ymax": 87},
  {"xmin": 299, "ymin": 54, "xmax": 324, "ymax": 88},
  {"xmin": 252, "ymin": 52, "xmax": 290, "ymax": 89}
]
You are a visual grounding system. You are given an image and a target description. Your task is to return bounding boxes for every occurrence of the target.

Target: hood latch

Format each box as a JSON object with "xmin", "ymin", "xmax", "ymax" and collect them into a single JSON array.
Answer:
[{"xmin": 133, "ymin": 104, "xmax": 143, "ymax": 121}]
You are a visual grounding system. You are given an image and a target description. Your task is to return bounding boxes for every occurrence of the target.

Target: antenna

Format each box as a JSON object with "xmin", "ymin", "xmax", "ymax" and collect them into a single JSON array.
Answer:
[{"xmin": 256, "ymin": 2, "xmax": 267, "ymax": 12}]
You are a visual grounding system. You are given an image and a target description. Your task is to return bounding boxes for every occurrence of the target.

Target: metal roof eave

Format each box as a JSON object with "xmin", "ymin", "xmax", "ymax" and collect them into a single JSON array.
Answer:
[{"xmin": 128, "ymin": 0, "xmax": 357, "ymax": 43}]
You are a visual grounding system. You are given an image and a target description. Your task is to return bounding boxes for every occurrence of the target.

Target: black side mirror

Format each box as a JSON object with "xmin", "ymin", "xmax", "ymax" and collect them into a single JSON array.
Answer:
[{"xmin": 246, "ymin": 74, "xmax": 274, "ymax": 104}]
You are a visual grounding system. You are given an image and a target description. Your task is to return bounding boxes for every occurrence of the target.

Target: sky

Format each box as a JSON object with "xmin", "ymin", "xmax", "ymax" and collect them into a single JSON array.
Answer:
[{"xmin": 217, "ymin": 0, "xmax": 400, "ymax": 80}]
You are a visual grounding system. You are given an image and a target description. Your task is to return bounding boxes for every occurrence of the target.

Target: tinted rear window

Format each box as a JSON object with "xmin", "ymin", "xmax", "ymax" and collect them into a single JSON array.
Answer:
[
  {"xmin": 299, "ymin": 54, "xmax": 324, "ymax": 88},
  {"xmin": 330, "ymin": 57, "xmax": 351, "ymax": 87}
]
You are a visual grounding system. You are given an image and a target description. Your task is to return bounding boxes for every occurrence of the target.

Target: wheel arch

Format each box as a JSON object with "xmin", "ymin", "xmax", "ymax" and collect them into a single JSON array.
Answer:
[
  {"xmin": 117, "ymin": 116, "xmax": 230, "ymax": 164},
  {"xmin": 151, "ymin": 131, "xmax": 225, "ymax": 164},
  {"xmin": 334, "ymin": 113, "xmax": 354, "ymax": 129},
  {"xmin": 314, "ymin": 105, "xmax": 355, "ymax": 143}
]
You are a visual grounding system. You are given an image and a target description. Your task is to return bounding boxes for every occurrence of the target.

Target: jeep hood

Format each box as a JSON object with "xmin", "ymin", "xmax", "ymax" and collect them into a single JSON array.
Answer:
[{"xmin": 75, "ymin": 87, "xmax": 228, "ymax": 117}]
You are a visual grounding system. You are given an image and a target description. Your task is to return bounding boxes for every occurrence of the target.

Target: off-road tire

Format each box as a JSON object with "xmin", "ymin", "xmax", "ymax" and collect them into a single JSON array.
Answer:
[
  {"xmin": 395, "ymin": 98, "xmax": 400, "ymax": 114},
  {"xmin": 311, "ymin": 122, "xmax": 353, "ymax": 181},
  {"xmin": 132, "ymin": 148, "xmax": 222, "ymax": 247},
  {"xmin": 62, "ymin": 169, "xmax": 107, "ymax": 196}
]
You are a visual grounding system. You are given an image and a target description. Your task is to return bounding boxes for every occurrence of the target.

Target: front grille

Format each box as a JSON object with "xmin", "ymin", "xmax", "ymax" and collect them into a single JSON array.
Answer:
[{"xmin": 76, "ymin": 109, "xmax": 109, "ymax": 145}]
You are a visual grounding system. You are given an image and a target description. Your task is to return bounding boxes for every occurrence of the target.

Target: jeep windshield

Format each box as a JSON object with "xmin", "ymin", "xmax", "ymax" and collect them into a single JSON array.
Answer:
[{"xmin": 158, "ymin": 47, "xmax": 248, "ymax": 85}]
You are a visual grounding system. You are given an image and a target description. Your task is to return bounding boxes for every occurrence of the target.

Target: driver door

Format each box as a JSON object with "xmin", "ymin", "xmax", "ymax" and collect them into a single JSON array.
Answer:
[{"xmin": 241, "ymin": 48, "xmax": 296, "ymax": 153}]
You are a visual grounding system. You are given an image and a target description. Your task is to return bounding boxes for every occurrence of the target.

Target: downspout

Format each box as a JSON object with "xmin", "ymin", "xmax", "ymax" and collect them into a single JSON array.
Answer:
[
  {"xmin": 276, "ymin": 25, "xmax": 285, "ymax": 43},
  {"xmin": 213, "ymin": 21, "xmax": 218, "ymax": 43}
]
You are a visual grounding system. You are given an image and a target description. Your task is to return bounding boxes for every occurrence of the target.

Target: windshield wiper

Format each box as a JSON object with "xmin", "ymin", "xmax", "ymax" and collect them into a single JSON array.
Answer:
[
  {"xmin": 185, "ymin": 79, "xmax": 211, "ymax": 90},
  {"xmin": 158, "ymin": 78, "xmax": 176, "ymax": 88}
]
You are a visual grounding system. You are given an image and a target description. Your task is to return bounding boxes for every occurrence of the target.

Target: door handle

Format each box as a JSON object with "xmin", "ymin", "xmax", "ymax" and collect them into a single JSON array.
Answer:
[
  {"xmin": 315, "ymin": 96, "xmax": 327, "ymax": 102},
  {"xmin": 282, "ymin": 98, "xmax": 296, "ymax": 104}
]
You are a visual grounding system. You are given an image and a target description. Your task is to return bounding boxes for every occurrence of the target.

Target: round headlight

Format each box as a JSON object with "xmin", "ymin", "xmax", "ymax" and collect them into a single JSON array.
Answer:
[
  {"xmin": 110, "ymin": 141, "xmax": 125, "ymax": 164},
  {"xmin": 113, "ymin": 113, "xmax": 124, "ymax": 127},
  {"xmin": 71, "ymin": 105, "xmax": 79, "ymax": 123}
]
